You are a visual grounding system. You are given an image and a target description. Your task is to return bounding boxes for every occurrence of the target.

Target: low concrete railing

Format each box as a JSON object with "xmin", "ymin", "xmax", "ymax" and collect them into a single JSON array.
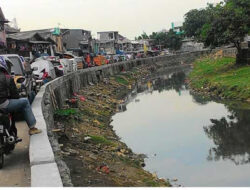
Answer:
[
  {"xmin": 30, "ymin": 84, "xmax": 63, "ymax": 187},
  {"xmin": 30, "ymin": 50, "xmax": 210, "ymax": 186}
]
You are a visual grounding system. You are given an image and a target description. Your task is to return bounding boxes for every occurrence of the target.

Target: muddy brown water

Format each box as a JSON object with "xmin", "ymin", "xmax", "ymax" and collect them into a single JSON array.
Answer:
[{"xmin": 111, "ymin": 67, "xmax": 250, "ymax": 187}]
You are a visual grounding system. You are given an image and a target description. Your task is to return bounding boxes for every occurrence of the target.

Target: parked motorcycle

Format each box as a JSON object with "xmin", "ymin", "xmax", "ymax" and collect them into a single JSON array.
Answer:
[{"xmin": 0, "ymin": 110, "xmax": 22, "ymax": 169}]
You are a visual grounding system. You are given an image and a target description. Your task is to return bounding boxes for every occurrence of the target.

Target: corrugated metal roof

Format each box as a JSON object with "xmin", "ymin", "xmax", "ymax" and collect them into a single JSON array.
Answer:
[
  {"xmin": 7, "ymin": 30, "xmax": 54, "ymax": 44},
  {"xmin": 7, "ymin": 31, "xmax": 43, "ymax": 41}
]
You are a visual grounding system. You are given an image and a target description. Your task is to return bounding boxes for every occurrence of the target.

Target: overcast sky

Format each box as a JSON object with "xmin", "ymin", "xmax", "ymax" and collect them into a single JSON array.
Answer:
[{"xmin": 1, "ymin": 0, "xmax": 222, "ymax": 39}]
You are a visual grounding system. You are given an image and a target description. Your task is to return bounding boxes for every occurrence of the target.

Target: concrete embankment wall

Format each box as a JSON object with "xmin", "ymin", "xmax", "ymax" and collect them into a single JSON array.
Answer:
[
  {"xmin": 211, "ymin": 47, "xmax": 237, "ymax": 58},
  {"xmin": 30, "ymin": 50, "xmax": 209, "ymax": 187}
]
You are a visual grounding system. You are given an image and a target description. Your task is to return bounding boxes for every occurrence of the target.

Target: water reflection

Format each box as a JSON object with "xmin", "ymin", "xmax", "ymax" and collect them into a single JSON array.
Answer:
[
  {"xmin": 204, "ymin": 107, "xmax": 250, "ymax": 165},
  {"xmin": 112, "ymin": 67, "xmax": 250, "ymax": 186},
  {"xmin": 118, "ymin": 68, "xmax": 189, "ymax": 113}
]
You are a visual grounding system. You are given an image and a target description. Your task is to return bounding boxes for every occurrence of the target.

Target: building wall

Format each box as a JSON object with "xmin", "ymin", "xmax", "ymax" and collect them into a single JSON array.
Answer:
[
  {"xmin": 97, "ymin": 32, "xmax": 118, "ymax": 41},
  {"xmin": 181, "ymin": 41, "xmax": 204, "ymax": 52},
  {"xmin": 62, "ymin": 29, "xmax": 91, "ymax": 51},
  {"xmin": 0, "ymin": 23, "xmax": 6, "ymax": 48}
]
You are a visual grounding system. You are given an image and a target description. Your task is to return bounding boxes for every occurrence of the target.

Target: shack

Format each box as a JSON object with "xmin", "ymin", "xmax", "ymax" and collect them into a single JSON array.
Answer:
[{"xmin": 7, "ymin": 31, "xmax": 55, "ymax": 57}]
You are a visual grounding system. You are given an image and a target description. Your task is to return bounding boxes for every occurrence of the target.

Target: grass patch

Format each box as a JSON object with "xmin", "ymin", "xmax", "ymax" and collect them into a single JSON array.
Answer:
[
  {"xmin": 89, "ymin": 135, "xmax": 113, "ymax": 145},
  {"xmin": 114, "ymin": 76, "xmax": 129, "ymax": 85},
  {"xmin": 54, "ymin": 108, "xmax": 77, "ymax": 117},
  {"xmin": 143, "ymin": 179, "xmax": 159, "ymax": 187},
  {"xmin": 189, "ymin": 56, "xmax": 250, "ymax": 100}
]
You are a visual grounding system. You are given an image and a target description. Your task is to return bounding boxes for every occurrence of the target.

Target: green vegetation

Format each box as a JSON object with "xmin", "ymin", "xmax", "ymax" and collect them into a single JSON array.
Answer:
[
  {"xmin": 183, "ymin": 0, "xmax": 250, "ymax": 65},
  {"xmin": 89, "ymin": 135, "xmax": 113, "ymax": 145},
  {"xmin": 142, "ymin": 179, "xmax": 160, "ymax": 187},
  {"xmin": 54, "ymin": 108, "xmax": 77, "ymax": 117},
  {"xmin": 114, "ymin": 76, "xmax": 129, "ymax": 85},
  {"xmin": 135, "ymin": 29, "xmax": 183, "ymax": 51},
  {"xmin": 189, "ymin": 56, "xmax": 250, "ymax": 100}
]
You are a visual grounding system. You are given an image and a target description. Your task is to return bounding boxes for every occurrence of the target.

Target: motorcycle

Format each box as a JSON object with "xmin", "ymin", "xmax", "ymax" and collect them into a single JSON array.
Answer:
[{"xmin": 0, "ymin": 110, "xmax": 22, "ymax": 169}]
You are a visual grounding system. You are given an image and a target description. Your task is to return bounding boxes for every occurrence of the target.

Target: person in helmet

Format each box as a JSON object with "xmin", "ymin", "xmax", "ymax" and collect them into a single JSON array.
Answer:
[{"xmin": 0, "ymin": 56, "xmax": 41, "ymax": 135}]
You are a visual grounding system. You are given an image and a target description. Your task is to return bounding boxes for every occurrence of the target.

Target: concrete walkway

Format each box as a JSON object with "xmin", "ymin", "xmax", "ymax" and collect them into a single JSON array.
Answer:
[{"xmin": 0, "ymin": 122, "xmax": 31, "ymax": 187}]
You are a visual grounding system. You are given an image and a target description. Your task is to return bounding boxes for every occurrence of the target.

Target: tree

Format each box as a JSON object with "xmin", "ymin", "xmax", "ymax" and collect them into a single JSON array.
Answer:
[
  {"xmin": 150, "ymin": 31, "xmax": 168, "ymax": 48},
  {"xmin": 183, "ymin": 0, "xmax": 250, "ymax": 65},
  {"xmin": 205, "ymin": 0, "xmax": 250, "ymax": 64},
  {"xmin": 204, "ymin": 107, "xmax": 250, "ymax": 165},
  {"xmin": 183, "ymin": 9, "xmax": 208, "ymax": 39},
  {"xmin": 165, "ymin": 29, "xmax": 183, "ymax": 50},
  {"xmin": 136, "ymin": 32, "xmax": 149, "ymax": 40},
  {"xmin": 136, "ymin": 29, "xmax": 183, "ymax": 51},
  {"xmin": 183, "ymin": 4, "xmax": 219, "ymax": 41}
]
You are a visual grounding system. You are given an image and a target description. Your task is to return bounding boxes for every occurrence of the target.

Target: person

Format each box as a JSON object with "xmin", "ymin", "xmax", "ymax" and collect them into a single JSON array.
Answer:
[
  {"xmin": 0, "ymin": 56, "xmax": 42, "ymax": 135},
  {"xmin": 86, "ymin": 53, "xmax": 91, "ymax": 66}
]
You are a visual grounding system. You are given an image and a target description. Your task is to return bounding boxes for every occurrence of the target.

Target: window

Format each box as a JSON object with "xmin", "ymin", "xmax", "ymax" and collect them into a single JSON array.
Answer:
[{"xmin": 109, "ymin": 33, "xmax": 113, "ymax": 40}]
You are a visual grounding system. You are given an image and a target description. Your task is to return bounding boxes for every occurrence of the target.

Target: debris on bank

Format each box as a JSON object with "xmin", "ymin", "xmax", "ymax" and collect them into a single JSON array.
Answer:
[{"xmin": 53, "ymin": 65, "xmax": 171, "ymax": 187}]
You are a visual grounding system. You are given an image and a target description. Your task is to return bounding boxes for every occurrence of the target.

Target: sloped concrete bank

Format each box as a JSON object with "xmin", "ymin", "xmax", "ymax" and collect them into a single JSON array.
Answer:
[{"xmin": 30, "ymin": 50, "xmax": 209, "ymax": 187}]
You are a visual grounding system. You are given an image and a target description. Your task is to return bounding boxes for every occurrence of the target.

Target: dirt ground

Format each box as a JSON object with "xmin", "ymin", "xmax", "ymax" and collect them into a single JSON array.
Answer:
[{"xmin": 53, "ymin": 65, "xmax": 171, "ymax": 187}]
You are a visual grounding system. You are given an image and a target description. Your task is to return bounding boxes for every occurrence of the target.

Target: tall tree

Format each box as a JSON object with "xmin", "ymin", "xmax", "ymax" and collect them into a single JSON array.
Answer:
[
  {"xmin": 136, "ymin": 32, "xmax": 149, "ymax": 40},
  {"xmin": 205, "ymin": 0, "xmax": 250, "ymax": 64},
  {"xmin": 183, "ymin": 9, "xmax": 208, "ymax": 39},
  {"xmin": 183, "ymin": 0, "xmax": 250, "ymax": 65},
  {"xmin": 165, "ymin": 29, "xmax": 183, "ymax": 50}
]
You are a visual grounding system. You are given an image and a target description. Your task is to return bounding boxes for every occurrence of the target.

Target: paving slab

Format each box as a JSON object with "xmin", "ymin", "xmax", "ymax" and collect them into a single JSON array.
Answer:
[
  {"xmin": 0, "ymin": 122, "xmax": 31, "ymax": 187},
  {"xmin": 31, "ymin": 162, "xmax": 63, "ymax": 187}
]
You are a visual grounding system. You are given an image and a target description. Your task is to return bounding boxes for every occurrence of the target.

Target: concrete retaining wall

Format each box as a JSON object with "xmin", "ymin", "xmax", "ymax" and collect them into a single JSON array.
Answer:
[{"xmin": 30, "ymin": 50, "xmax": 209, "ymax": 187}]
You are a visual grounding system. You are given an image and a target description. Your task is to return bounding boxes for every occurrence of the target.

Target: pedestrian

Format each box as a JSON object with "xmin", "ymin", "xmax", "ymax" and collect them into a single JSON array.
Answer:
[{"xmin": 0, "ymin": 56, "xmax": 42, "ymax": 135}]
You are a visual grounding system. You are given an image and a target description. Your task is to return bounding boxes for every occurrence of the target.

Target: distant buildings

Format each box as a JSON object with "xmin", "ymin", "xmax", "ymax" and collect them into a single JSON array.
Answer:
[
  {"xmin": 118, "ymin": 34, "xmax": 133, "ymax": 52},
  {"xmin": 96, "ymin": 31, "xmax": 119, "ymax": 54},
  {"xmin": 0, "ymin": 6, "xmax": 158, "ymax": 57},
  {"xmin": 61, "ymin": 29, "xmax": 92, "ymax": 56},
  {"xmin": 0, "ymin": 7, "xmax": 9, "ymax": 53}
]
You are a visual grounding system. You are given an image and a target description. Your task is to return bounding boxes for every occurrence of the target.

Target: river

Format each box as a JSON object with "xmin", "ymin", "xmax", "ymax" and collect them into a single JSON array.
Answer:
[{"xmin": 111, "ymin": 66, "xmax": 250, "ymax": 187}]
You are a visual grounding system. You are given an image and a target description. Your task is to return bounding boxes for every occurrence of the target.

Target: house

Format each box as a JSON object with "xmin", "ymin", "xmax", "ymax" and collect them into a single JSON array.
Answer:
[
  {"xmin": 97, "ymin": 31, "xmax": 119, "ymax": 54},
  {"xmin": 7, "ymin": 31, "xmax": 55, "ymax": 57},
  {"xmin": 0, "ymin": 7, "xmax": 9, "ymax": 53},
  {"xmin": 61, "ymin": 29, "xmax": 92, "ymax": 56},
  {"xmin": 118, "ymin": 34, "xmax": 133, "ymax": 52}
]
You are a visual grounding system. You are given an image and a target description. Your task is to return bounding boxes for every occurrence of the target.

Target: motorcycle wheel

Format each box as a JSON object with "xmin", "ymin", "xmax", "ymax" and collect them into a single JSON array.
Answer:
[
  {"xmin": 4, "ymin": 144, "xmax": 14, "ymax": 154},
  {"xmin": 0, "ymin": 147, "xmax": 4, "ymax": 169}
]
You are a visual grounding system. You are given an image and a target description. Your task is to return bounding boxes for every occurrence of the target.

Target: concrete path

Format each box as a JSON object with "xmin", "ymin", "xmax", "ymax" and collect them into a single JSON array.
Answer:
[{"xmin": 0, "ymin": 122, "xmax": 31, "ymax": 187}]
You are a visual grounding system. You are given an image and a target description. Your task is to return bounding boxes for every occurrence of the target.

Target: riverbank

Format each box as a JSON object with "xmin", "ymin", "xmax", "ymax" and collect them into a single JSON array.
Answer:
[
  {"xmin": 53, "ymin": 64, "xmax": 171, "ymax": 187},
  {"xmin": 188, "ymin": 55, "xmax": 250, "ymax": 101}
]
